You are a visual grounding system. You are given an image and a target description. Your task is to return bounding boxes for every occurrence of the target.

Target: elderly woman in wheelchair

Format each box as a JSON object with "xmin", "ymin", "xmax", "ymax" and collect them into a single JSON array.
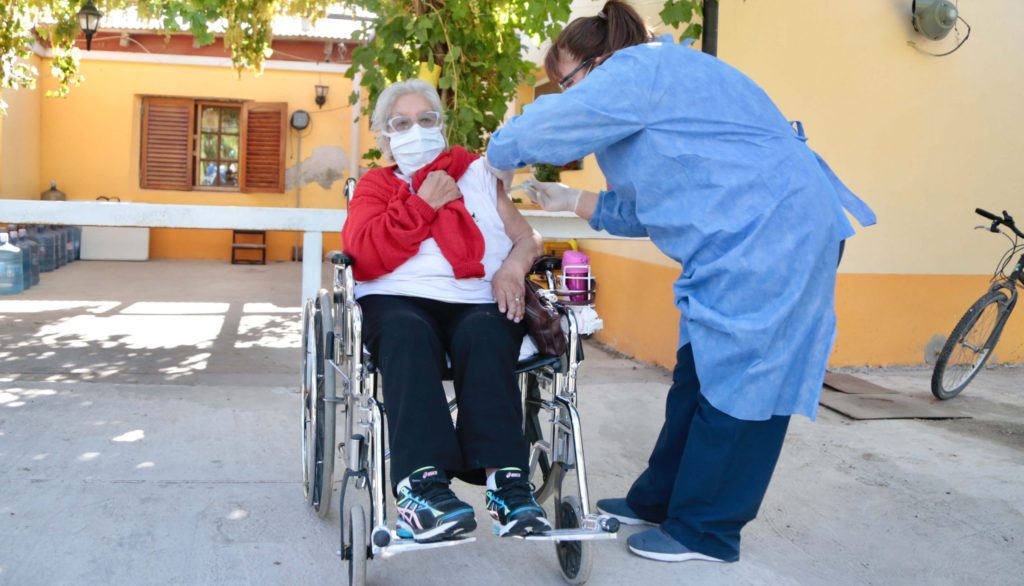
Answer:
[
  {"xmin": 304, "ymin": 78, "xmax": 618, "ymax": 584},
  {"xmin": 340, "ymin": 79, "xmax": 550, "ymax": 542}
]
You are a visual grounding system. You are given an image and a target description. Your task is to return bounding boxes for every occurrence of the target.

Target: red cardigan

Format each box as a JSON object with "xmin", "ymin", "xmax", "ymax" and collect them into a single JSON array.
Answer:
[{"xmin": 341, "ymin": 147, "xmax": 487, "ymax": 282}]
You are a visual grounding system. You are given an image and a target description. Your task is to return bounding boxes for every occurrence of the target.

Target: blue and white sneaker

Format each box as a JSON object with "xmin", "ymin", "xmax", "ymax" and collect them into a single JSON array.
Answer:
[
  {"xmin": 395, "ymin": 466, "xmax": 477, "ymax": 543},
  {"xmin": 486, "ymin": 467, "xmax": 552, "ymax": 537},
  {"xmin": 627, "ymin": 528, "xmax": 728, "ymax": 563}
]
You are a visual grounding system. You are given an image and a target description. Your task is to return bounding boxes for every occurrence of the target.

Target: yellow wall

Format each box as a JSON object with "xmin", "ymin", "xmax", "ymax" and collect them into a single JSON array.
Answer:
[
  {"xmin": 538, "ymin": 2, "xmax": 1024, "ymax": 366},
  {"xmin": 23, "ymin": 55, "xmax": 372, "ymax": 261},
  {"xmin": 715, "ymin": 0, "xmax": 1024, "ymax": 276},
  {"xmin": 586, "ymin": 246, "xmax": 1024, "ymax": 368},
  {"xmin": 834, "ymin": 274, "xmax": 1024, "ymax": 365},
  {"xmin": 0, "ymin": 53, "xmax": 42, "ymax": 199}
]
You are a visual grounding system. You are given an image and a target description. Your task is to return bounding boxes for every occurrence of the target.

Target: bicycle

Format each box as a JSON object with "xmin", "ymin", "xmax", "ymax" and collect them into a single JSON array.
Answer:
[{"xmin": 931, "ymin": 208, "xmax": 1024, "ymax": 400}]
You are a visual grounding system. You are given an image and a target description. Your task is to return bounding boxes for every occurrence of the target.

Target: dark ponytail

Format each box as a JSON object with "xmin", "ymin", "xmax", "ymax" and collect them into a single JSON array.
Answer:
[{"xmin": 544, "ymin": 1, "xmax": 651, "ymax": 83}]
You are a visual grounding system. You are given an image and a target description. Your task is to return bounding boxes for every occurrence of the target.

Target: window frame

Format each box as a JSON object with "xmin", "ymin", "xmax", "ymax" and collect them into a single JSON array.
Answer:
[{"xmin": 139, "ymin": 96, "xmax": 287, "ymax": 194}]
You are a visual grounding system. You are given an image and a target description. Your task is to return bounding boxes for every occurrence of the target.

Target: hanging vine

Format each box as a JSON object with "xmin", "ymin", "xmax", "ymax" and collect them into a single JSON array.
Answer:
[{"xmin": 0, "ymin": 0, "xmax": 704, "ymax": 118}]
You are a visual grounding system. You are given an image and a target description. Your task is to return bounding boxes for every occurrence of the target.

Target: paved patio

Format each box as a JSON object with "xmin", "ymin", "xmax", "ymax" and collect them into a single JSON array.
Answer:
[{"xmin": 1, "ymin": 261, "xmax": 1021, "ymax": 585}]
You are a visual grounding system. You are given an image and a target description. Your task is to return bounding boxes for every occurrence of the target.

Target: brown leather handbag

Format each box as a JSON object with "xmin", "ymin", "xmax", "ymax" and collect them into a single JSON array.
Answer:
[{"xmin": 523, "ymin": 279, "xmax": 567, "ymax": 357}]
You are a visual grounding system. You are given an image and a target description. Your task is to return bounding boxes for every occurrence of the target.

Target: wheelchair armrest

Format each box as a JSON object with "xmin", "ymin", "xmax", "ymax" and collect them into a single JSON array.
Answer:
[
  {"xmin": 530, "ymin": 255, "xmax": 562, "ymax": 274},
  {"xmin": 329, "ymin": 251, "xmax": 355, "ymax": 267}
]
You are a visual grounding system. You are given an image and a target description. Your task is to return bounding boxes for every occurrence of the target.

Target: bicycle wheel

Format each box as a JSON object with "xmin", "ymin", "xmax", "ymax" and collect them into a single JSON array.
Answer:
[{"xmin": 931, "ymin": 289, "xmax": 1013, "ymax": 400}]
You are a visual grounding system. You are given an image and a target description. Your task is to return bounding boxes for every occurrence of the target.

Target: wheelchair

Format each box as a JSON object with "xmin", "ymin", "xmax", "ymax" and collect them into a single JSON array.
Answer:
[{"xmin": 300, "ymin": 179, "xmax": 618, "ymax": 585}]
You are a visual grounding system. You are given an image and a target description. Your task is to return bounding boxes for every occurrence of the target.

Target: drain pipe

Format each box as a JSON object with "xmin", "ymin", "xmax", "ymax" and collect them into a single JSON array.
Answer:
[
  {"xmin": 349, "ymin": 71, "xmax": 362, "ymax": 183},
  {"xmin": 293, "ymin": 130, "xmax": 303, "ymax": 261},
  {"xmin": 702, "ymin": 0, "xmax": 719, "ymax": 56}
]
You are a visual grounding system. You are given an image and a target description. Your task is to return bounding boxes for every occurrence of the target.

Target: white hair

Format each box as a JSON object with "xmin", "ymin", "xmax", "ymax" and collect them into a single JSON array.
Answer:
[{"xmin": 371, "ymin": 79, "xmax": 445, "ymax": 161}]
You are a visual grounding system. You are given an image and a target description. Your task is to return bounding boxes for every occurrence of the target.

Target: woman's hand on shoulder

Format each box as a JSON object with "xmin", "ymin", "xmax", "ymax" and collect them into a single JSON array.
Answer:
[
  {"xmin": 492, "ymin": 263, "xmax": 526, "ymax": 323},
  {"xmin": 417, "ymin": 171, "xmax": 461, "ymax": 210}
]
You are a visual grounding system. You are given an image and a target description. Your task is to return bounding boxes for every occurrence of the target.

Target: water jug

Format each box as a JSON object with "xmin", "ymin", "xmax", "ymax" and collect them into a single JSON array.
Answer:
[
  {"xmin": 40, "ymin": 181, "xmax": 66, "ymax": 201},
  {"xmin": 52, "ymin": 226, "xmax": 66, "ymax": 268},
  {"xmin": 0, "ymin": 232, "xmax": 25, "ymax": 295},
  {"xmin": 32, "ymin": 226, "xmax": 56, "ymax": 272},
  {"xmin": 62, "ymin": 226, "xmax": 75, "ymax": 264},
  {"xmin": 71, "ymin": 226, "xmax": 82, "ymax": 260},
  {"xmin": 562, "ymin": 250, "xmax": 591, "ymax": 302},
  {"xmin": 18, "ymin": 228, "xmax": 40, "ymax": 286},
  {"xmin": 9, "ymin": 231, "xmax": 32, "ymax": 290}
]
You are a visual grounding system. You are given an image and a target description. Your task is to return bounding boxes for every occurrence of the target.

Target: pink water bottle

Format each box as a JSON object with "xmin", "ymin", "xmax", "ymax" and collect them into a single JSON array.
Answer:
[{"xmin": 562, "ymin": 250, "xmax": 590, "ymax": 302}]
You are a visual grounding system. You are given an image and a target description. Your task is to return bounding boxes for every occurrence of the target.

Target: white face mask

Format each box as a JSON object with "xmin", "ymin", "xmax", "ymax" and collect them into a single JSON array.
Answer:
[{"xmin": 386, "ymin": 125, "xmax": 447, "ymax": 176}]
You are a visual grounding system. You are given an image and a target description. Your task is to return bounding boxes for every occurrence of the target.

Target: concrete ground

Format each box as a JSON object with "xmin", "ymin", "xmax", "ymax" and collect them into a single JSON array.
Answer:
[{"xmin": 1, "ymin": 260, "xmax": 1021, "ymax": 586}]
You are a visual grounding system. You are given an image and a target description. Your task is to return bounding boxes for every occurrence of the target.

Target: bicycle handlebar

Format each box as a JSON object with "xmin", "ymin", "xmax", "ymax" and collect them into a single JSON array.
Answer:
[
  {"xmin": 976, "ymin": 208, "xmax": 1000, "ymax": 222},
  {"xmin": 976, "ymin": 207, "xmax": 1024, "ymax": 239}
]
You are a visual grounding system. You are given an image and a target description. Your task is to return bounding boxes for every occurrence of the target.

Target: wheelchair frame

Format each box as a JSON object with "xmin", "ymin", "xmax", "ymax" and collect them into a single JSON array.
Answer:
[{"xmin": 301, "ymin": 180, "xmax": 617, "ymax": 586}]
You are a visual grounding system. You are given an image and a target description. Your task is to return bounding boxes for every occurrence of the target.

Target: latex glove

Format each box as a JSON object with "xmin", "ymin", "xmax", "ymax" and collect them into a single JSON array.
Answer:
[
  {"xmin": 483, "ymin": 156, "xmax": 516, "ymax": 192},
  {"xmin": 524, "ymin": 181, "xmax": 582, "ymax": 213}
]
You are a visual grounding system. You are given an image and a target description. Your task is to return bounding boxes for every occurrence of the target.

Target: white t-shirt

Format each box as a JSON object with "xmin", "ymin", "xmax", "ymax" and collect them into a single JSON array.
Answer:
[{"xmin": 354, "ymin": 159, "xmax": 513, "ymax": 304}]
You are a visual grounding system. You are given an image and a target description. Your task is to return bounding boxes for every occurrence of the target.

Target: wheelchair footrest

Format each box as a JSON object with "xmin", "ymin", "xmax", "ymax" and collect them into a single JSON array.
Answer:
[
  {"xmin": 520, "ymin": 528, "xmax": 618, "ymax": 542},
  {"xmin": 376, "ymin": 536, "xmax": 477, "ymax": 559}
]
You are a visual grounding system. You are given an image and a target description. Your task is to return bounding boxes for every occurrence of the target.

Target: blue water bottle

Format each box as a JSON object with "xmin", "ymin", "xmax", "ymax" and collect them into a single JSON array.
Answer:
[
  {"xmin": 62, "ymin": 226, "xmax": 75, "ymax": 264},
  {"xmin": 52, "ymin": 225, "xmax": 66, "ymax": 268},
  {"xmin": 0, "ymin": 232, "xmax": 25, "ymax": 295},
  {"xmin": 18, "ymin": 228, "xmax": 40, "ymax": 286},
  {"xmin": 8, "ymin": 230, "xmax": 32, "ymax": 290},
  {"xmin": 71, "ymin": 226, "xmax": 82, "ymax": 260},
  {"xmin": 33, "ymin": 226, "xmax": 56, "ymax": 272}
]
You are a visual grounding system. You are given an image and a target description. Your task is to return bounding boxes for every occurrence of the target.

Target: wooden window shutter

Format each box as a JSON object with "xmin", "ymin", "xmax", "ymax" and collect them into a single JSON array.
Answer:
[
  {"xmin": 241, "ymin": 102, "xmax": 287, "ymax": 193},
  {"xmin": 140, "ymin": 97, "xmax": 195, "ymax": 190}
]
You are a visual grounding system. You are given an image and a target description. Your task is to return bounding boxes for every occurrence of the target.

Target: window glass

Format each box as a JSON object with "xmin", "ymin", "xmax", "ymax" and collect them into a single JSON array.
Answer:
[{"xmin": 197, "ymin": 105, "xmax": 241, "ymax": 188}]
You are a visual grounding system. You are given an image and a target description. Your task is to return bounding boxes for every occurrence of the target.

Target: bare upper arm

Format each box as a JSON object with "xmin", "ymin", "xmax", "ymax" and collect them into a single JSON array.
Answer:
[{"xmin": 495, "ymin": 180, "xmax": 540, "ymax": 245}]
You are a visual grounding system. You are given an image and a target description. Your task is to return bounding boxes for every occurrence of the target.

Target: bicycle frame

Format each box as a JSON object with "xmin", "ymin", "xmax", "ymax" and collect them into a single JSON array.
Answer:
[
  {"xmin": 981, "ymin": 235, "xmax": 1023, "ymax": 351},
  {"xmin": 978, "ymin": 207, "xmax": 1023, "ymax": 304}
]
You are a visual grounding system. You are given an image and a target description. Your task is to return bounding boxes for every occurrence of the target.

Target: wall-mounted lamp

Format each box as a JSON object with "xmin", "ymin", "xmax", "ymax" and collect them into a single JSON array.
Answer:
[
  {"xmin": 315, "ymin": 84, "xmax": 329, "ymax": 109},
  {"xmin": 78, "ymin": 1, "xmax": 102, "ymax": 51}
]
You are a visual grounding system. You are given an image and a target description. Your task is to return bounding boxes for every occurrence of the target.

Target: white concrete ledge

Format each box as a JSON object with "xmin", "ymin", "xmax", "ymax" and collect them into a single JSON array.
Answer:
[
  {"xmin": 0, "ymin": 200, "xmax": 639, "ymax": 240},
  {"xmin": 0, "ymin": 200, "xmax": 345, "ymax": 232},
  {"xmin": 0, "ymin": 199, "xmax": 642, "ymax": 302}
]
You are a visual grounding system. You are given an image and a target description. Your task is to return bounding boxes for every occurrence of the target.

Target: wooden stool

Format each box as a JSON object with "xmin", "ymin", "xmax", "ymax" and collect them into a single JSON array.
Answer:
[{"xmin": 231, "ymin": 230, "xmax": 267, "ymax": 265}]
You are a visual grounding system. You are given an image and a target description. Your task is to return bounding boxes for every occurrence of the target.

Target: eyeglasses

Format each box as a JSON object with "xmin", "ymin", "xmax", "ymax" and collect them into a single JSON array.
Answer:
[
  {"xmin": 386, "ymin": 111, "xmax": 442, "ymax": 134},
  {"xmin": 558, "ymin": 58, "xmax": 595, "ymax": 91}
]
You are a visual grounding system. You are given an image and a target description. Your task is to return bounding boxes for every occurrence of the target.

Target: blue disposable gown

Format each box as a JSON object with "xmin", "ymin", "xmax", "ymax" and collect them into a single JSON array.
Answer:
[{"xmin": 488, "ymin": 37, "xmax": 876, "ymax": 421}]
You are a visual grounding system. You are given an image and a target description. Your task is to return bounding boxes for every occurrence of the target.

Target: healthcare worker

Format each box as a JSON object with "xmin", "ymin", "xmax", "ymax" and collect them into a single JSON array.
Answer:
[{"xmin": 486, "ymin": 0, "xmax": 875, "ymax": 564}]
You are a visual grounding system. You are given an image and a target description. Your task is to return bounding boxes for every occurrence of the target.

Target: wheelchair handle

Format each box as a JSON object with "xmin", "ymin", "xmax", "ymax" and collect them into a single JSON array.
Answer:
[
  {"xmin": 329, "ymin": 251, "xmax": 355, "ymax": 266},
  {"xmin": 344, "ymin": 177, "xmax": 357, "ymax": 204},
  {"xmin": 530, "ymin": 255, "xmax": 562, "ymax": 273}
]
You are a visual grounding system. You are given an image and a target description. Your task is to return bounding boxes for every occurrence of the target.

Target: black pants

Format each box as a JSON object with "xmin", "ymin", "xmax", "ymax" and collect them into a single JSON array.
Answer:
[
  {"xmin": 625, "ymin": 344, "xmax": 790, "ymax": 562},
  {"xmin": 359, "ymin": 295, "xmax": 528, "ymax": 489}
]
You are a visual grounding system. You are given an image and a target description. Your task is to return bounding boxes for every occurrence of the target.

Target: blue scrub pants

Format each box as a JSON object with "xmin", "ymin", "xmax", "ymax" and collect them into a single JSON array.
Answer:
[{"xmin": 625, "ymin": 343, "xmax": 790, "ymax": 562}]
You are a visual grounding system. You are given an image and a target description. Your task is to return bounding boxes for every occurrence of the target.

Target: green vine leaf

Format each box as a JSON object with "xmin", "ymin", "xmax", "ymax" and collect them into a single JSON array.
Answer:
[{"xmin": 0, "ymin": 0, "xmax": 703, "ymax": 120}]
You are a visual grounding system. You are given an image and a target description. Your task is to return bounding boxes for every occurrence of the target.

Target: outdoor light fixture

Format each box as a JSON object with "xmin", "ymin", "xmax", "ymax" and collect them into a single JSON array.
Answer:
[
  {"xmin": 78, "ymin": 1, "xmax": 102, "ymax": 51},
  {"xmin": 315, "ymin": 84, "xmax": 329, "ymax": 109},
  {"xmin": 912, "ymin": 0, "xmax": 958, "ymax": 40}
]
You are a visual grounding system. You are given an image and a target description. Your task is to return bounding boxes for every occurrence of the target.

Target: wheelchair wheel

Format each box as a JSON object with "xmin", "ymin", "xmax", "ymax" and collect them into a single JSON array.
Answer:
[
  {"xmin": 525, "ymin": 373, "xmax": 556, "ymax": 502},
  {"xmin": 301, "ymin": 300, "xmax": 316, "ymax": 506},
  {"xmin": 314, "ymin": 292, "xmax": 337, "ymax": 517},
  {"xmin": 345, "ymin": 504, "xmax": 367, "ymax": 586},
  {"xmin": 304, "ymin": 298, "xmax": 334, "ymax": 517},
  {"xmin": 555, "ymin": 496, "xmax": 593, "ymax": 585}
]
